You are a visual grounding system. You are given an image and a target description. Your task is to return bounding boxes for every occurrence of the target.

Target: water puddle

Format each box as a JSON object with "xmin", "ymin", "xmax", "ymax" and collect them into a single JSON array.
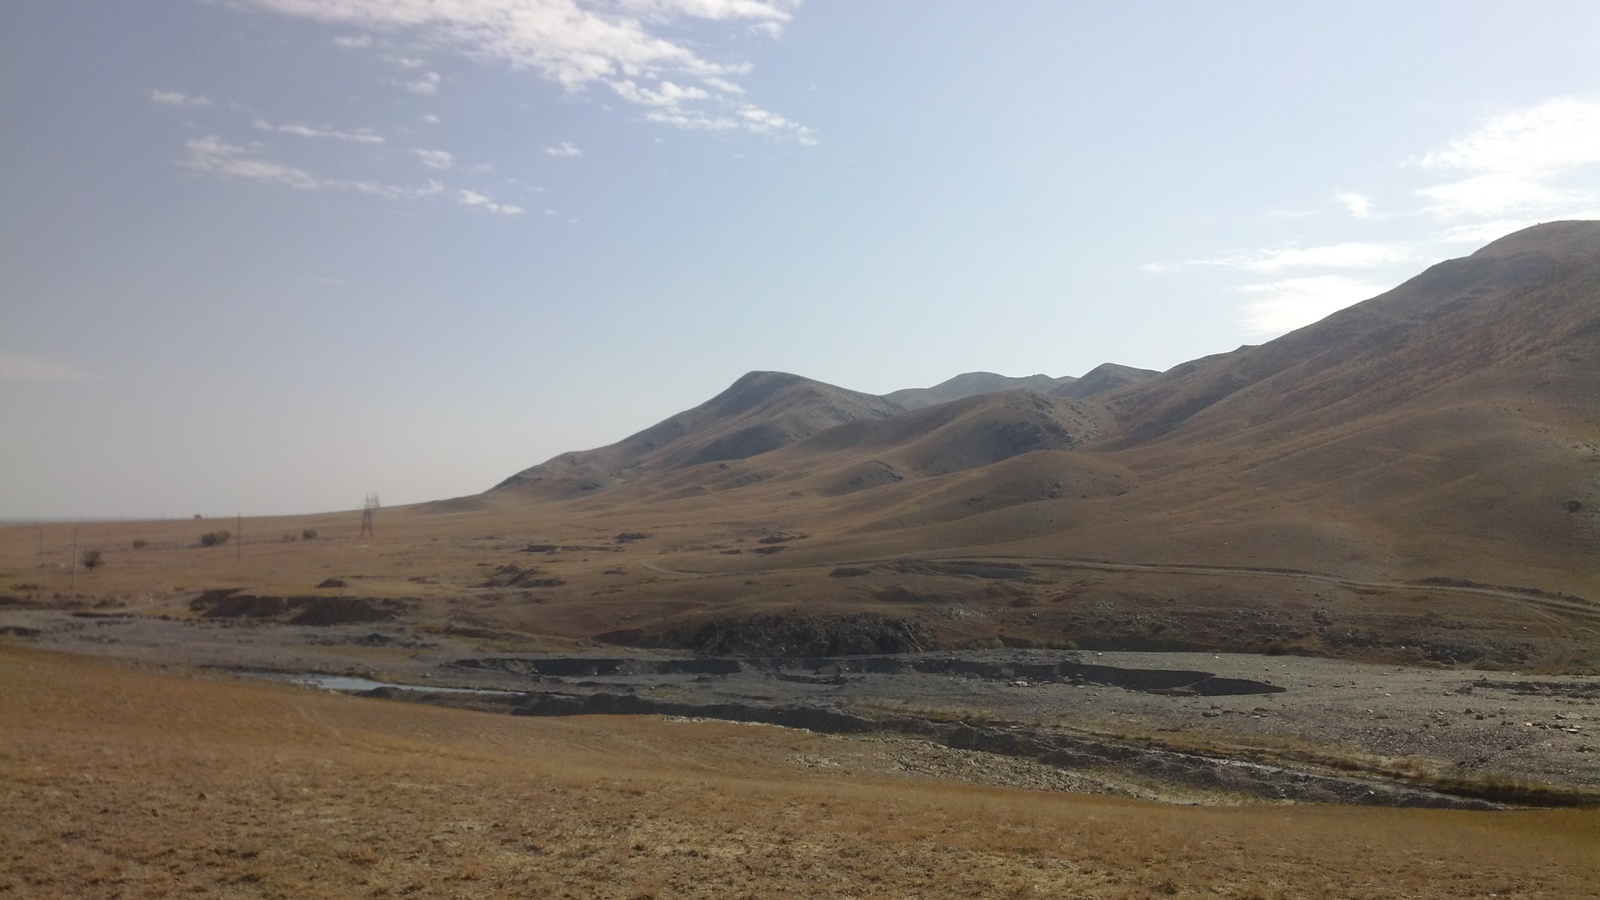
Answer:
[{"xmin": 249, "ymin": 672, "xmax": 519, "ymax": 696}]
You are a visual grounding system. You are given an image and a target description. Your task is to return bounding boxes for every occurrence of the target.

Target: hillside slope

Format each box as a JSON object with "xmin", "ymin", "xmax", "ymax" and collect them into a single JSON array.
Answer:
[
  {"xmin": 494, "ymin": 371, "xmax": 902, "ymax": 498},
  {"xmin": 486, "ymin": 221, "xmax": 1599, "ymax": 599},
  {"xmin": 884, "ymin": 372, "xmax": 1073, "ymax": 409},
  {"xmin": 1027, "ymin": 220, "xmax": 1600, "ymax": 583}
]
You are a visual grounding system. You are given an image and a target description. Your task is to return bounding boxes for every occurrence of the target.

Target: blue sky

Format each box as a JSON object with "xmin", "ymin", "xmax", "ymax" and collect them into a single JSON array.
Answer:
[{"xmin": 3, "ymin": 1, "xmax": 1599, "ymax": 518}]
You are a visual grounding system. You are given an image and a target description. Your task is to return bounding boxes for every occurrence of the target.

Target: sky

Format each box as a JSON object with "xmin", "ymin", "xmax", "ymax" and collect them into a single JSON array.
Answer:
[{"xmin": 3, "ymin": 1, "xmax": 1599, "ymax": 519}]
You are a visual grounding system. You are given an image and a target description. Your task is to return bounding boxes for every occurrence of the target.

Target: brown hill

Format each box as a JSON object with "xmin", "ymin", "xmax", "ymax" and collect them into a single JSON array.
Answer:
[
  {"xmin": 1038, "ymin": 220, "xmax": 1600, "ymax": 581},
  {"xmin": 494, "ymin": 371, "xmax": 902, "ymax": 498},
  {"xmin": 1049, "ymin": 362, "xmax": 1159, "ymax": 399},
  {"xmin": 467, "ymin": 222, "xmax": 1600, "ymax": 661},
  {"xmin": 884, "ymin": 371, "xmax": 1073, "ymax": 409},
  {"xmin": 884, "ymin": 364, "xmax": 1157, "ymax": 409},
  {"xmin": 494, "ymin": 221, "xmax": 1598, "ymax": 594}
]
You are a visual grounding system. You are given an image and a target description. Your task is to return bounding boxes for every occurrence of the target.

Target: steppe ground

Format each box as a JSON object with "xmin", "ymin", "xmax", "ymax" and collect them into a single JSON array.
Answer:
[{"xmin": 3, "ymin": 645, "xmax": 1598, "ymax": 899}]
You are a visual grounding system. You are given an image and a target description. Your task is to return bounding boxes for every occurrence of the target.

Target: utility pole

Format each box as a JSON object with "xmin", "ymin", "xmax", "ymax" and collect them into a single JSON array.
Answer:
[{"xmin": 359, "ymin": 493, "xmax": 378, "ymax": 538}]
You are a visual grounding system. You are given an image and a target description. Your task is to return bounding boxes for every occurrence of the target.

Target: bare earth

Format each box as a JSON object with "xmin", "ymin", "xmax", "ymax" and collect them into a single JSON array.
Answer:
[
  {"xmin": 4, "ymin": 645, "xmax": 1599, "ymax": 899},
  {"xmin": 3, "ymin": 602, "xmax": 1598, "ymax": 811}
]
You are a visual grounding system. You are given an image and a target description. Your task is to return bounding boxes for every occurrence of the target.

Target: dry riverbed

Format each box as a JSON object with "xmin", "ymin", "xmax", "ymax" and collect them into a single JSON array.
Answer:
[{"xmin": 4, "ymin": 607, "xmax": 1596, "ymax": 807}]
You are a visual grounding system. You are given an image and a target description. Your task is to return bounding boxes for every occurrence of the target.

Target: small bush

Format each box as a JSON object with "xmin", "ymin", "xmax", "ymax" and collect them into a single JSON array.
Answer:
[
  {"xmin": 131, "ymin": 539, "xmax": 148, "ymax": 550},
  {"xmin": 81, "ymin": 550, "xmax": 104, "ymax": 571},
  {"xmin": 302, "ymin": 528, "xmax": 318, "ymax": 540},
  {"xmin": 199, "ymin": 530, "xmax": 232, "ymax": 547}
]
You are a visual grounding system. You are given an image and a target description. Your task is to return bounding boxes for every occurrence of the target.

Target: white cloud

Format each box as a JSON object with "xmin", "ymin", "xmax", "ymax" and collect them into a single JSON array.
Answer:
[
  {"xmin": 334, "ymin": 34, "xmax": 373, "ymax": 48},
  {"xmin": 457, "ymin": 188, "xmax": 524, "ymax": 215},
  {"xmin": 414, "ymin": 148, "xmax": 456, "ymax": 169},
  {"xmin": 253, "ymin": 118, "xmax": 386, "ymax": 144},
  {"xmin": 1239, "ymin": 243, "xmax": 1416, "ymax": 273},
  {"xmin": 182, "ymin": 135, "xmax": 440, "ymax": 201},
  {"xmin": 611, "ymin": 78, "xmax": 710, "ymax": 109},
  {"xmin": 151, "ymin": 90, "xmax": 212, "ymax": 107},
  {"xmin": 1236, "ymin": 276, "xmax": 1391, "ymax": 337},
  {"xmin": 617, "ymin": 0, "xmax": 797, "ymax": 26},
  {"xmin": 1144, "ymin": 95, "xmax": 1600, "ymax": 342},
  {"xmin": 1434, "ymin": 219, "xmax": 1542, "ymax": 245},
  {"xmin": 736, "ymin": 103, "xmax": 816, "ymax": 143},
  {"xmin": 406, "ymin": 71, "xmax": 442, "ymax": 95},
  {"xmin": 239, "ymin": 0, "xmax": 813, "ymax": 140},
  {"xmin": 1415, "ymin": 96, "xmax": 1600, "ymax": 220},
  {"xmin": 1416, "ymin": 173, "xmax": 1573, "ymax": 218},
  {"xmin": 0, "ymin": 351, "xmax": 90, "ymax": 383},
  {"xmin": 183, "ymin": 136, "xmax": 324, "ymax": 190},
  {"xmin": 545, "ymin": 141, "xmax": 583, "ymax": 157},
  {"xmin": 1167, "ymin": 242, "xmax": 1417, "ymax": 274},
  {"xmin": 1419, "ymin": 97, "xmax": 1600, "ymax": 176},
  {"xmin": 1335, "ymin": 191, "xmax": 1373, "ymax": 219}
]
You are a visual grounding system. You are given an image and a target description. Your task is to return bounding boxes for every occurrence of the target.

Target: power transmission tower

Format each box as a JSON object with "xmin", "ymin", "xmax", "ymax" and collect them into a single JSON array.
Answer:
[{"xmin": 359, "ymin": 493, "xmax": 379, "ymax": 538}]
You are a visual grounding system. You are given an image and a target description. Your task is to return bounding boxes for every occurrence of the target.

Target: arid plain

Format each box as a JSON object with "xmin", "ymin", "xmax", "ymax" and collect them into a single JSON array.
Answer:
[{"xmin": 4, "ymin": 222, "xmax": 1600, "ymax": 896}]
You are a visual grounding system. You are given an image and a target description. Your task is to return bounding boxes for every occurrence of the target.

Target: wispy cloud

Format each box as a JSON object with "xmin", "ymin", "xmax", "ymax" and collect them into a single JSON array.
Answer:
[
  {"xmin": 0, "ymin": 351, "xmax": 90, "ymax": 383},
  {"xmin": 1147, "ymin": 95, "xmax": 1600, "ymax": 339},
  {"xmin": 545, "ymin": 141, "xmax": 583, "ymax": 158},
  {"xmin": 182, "ymin": 135, "xmax": 441, "ymax": 200},
  {"xmin": 253, "ymin": 118, "xmax": 385, "ymax": 144},
  {"xmin": 334, "ymin": 34, "xmax": 372, "ymax": 48},
  {"xmin": 619, "ymin": 0, "xmax": 797, "ymax": 31},
  {"xmin": 1237, "ymin": 276, "xmax": 1391, "ymax": 337},
  {"xmin": 1415, "ymin": 96, "xmax": 1600, "ymax": 220},
  {"xmin": 457, "ymin": 189, "xmax": 524, "ymax": 215},
  {"xmin": 239, "ymin": 0, "xmax": 813, "ymax": 141},
  {"xmin": 151, "ymin": 90, "xmax": 212, "ymax": 107},
  {"xmin": 1156, "ymin": 242, "xmax": 1418, "ymax": 274},
  {"xmin": 406, "ymin": 71, "xmax": 442, "ymax": 95},
  {"xmin": 414, "ymin": 148, "xmax": 455, "ymax": 169},
  {"xmin": 183, "ymin": 136, "xmax": 323, "ymax": 190}
]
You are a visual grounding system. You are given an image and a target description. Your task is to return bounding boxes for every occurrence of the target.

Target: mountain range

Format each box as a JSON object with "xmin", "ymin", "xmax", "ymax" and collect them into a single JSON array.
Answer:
[{"xmin": 489, "ymin": 221, "xmax": 1599, "ymax": 599}]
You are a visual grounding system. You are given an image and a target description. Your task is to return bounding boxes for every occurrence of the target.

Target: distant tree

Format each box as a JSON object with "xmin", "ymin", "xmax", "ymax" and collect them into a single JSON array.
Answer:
[
  {"xmin": 302, "ymin": 528, "xmax": 318, "ymax": 540},
  {"xmin": 81, "ymin": 549, "xmax": 103, "ymax": 571},
  {"xmin": 199, "ymin": 529, "xmax": 232, "ymax": 547},
  {"xmin": 131, "ymin": 539, "xmax": 148, "ymax": 550}
]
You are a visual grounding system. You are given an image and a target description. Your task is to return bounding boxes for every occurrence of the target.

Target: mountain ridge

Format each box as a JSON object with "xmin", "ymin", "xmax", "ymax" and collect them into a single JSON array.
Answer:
[{"xmin": 487, "ymin": 221, "xmax": 1599, "ymax": 599}]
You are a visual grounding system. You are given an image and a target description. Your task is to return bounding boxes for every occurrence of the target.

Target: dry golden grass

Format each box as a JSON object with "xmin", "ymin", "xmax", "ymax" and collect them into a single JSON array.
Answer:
[
  {"xmin": 6, "ymin": 497, "xmax": 1595, "ymax": 673},
  {"xmin": 2, "ymin": 644, "xmax": 1596, "ymax": 899}
]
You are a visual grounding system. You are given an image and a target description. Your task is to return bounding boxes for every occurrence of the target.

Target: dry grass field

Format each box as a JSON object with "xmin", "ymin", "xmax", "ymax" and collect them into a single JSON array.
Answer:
[
  {"xmin": 3, "ymin": 644, "xmax": 1598, "ymax": 899},
  {"xmin": 5, "ymin": 494, "xmax": 1595, "ymax": 675}
]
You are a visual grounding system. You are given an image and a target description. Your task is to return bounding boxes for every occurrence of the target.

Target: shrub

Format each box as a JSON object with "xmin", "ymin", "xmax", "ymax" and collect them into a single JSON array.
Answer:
[
  {"xmin": 199, "ymin": 530, "xmax": 232, "ymax": 547},
  {"xmin": 302, "ymin": 528, "xmax": 318, "ymax": 540},
  {"xmin": 81, "ymin": 550, "xmax": 104, "ymax": 571},
  {"xmin": 131, "ymin": 539, "xmax": 148, "ymax": 550}
]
